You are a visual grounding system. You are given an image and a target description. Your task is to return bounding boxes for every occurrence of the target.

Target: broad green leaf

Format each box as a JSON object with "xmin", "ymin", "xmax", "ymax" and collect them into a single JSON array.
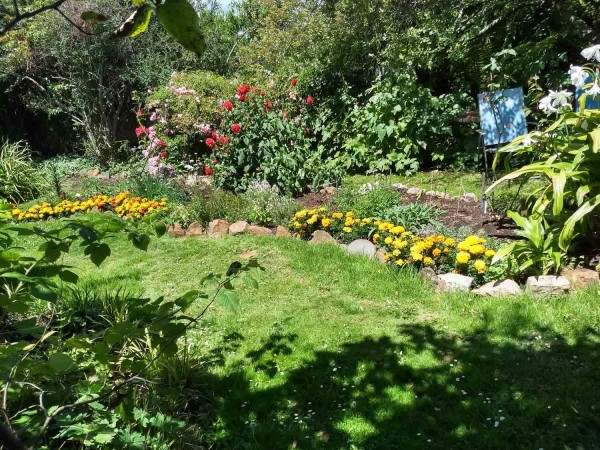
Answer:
[
  {"xmin": 84, "ymin": 242, "xmax": 111, "ymax": 267},
  {"xmin": 31, "ymin": 282, "xmax": 58, "ymax": 302},
  {"xmin": 59, "ymin": 270, "xmax": 79, "ymax": 284},
  {"xmin": 113, "ymin": 4, "xmax": 153, "ymax": 38},
  {"xmin": 154, "ymin": 221, "xmax": 167, "ymax": 238},
  {"xmin": 48, "ymin": 352, "xmax": 75, "ymax": 373},
  {"xmin": 156, "ymin": 0, "xmax": 206, "ymax": 55},
  {"xmin": 551, "ymin": 170, "xmax": 566, "ymax": 215},
  {"xmin": 242, "ymin": 275, "xmax": 258, "ymax": 289},
  {"xmin": 558, "ymin": 194, "xmax": 600, "ymax": 251},
  {"xmin": 217, "ymin": 290, "xmax": 240, "ymax": 311},
  {"xmin": 590, "ymin": 127, "xmax": 600, "ymax": 153}
]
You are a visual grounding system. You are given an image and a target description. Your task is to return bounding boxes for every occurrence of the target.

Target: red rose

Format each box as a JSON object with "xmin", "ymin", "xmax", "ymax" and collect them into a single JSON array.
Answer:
[
  {"xmin": 251, "ymin": 87, "xmax": 259, "ymax": 93},
  {"xmin": 306, "ymin": 96, "xmax": 314, "ymax": 105},
  {"xmin": 291, "ymin": 78, "xmax": 297, "ymax": 86},
  {"xmin": 212, "ymin": 130, "xmax": 218, "ymax": 139},
  {"xmin": 223, "ymin": 100, "xmax": 233, "ymax": 111},
  {"xmin": 237, "ymin": 84, "xmax": 250, "ymax": 96},
  {"xmin": 135, "ymin": 126, "xmax": 148, "ymax": 138},
  {"xmin": 231, "ymin": 123, "xmax": 242, "ymax": 134},
  {"xmin": 204, "ymin": 166, "xmax": 212, "ymax": 176},
  {"xmin": 206, "ymin": 138, "xmax": 215, "ymax": 148},
  {"xmin": 260, "ymin": 91, "xmax": 266, "ymax": 97},
  {"xmin": 237, "ymin": 94, "xmax": 246, "ymax": 102},
  {"xmin": 156, "ymin": 139, "xmax": 167, "ymax": 148},
  {"xmin": 305, "ymin": 128, "xmax": 311, "ymax": 137},
  {"xmin": 159, "ymin": 150, "xmax": 167, "ymax": 158},
  {"xmin": 264, "ymin": 101, "xmax": 273, "ymax": 110},
  {"xmin": 217, "ymin": 136, "xmax": 230, "ymax": 145},
  {"xmin": 213, "ymin": 158, "xmax": 218, "ymax": 164}
]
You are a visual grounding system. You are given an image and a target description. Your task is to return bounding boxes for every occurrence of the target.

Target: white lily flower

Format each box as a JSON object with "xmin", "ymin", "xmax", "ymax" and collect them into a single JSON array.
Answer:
[
  {"xmin": 586, "ymin": 80, "xmax": 600, "ymax": 97},
  {"xmin": 522, "ymin": 135, "xmax": 535, "ymax": 146},
  {"xmin": 581, "ymin": 44, "xmax": 600, "ymax": 62},
  {"xmin": 568, "ymin": 65, "xmax": 587, "ymax": 88},
  {"xmin": 539, "ymin": 90, "xmax": 573, "ymax": 114}
]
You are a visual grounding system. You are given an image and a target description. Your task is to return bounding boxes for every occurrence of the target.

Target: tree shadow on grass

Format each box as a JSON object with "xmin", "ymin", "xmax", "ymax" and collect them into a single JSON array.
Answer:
[{"xmin": 196, "ymin": 320, "xmax": 600, "ymax": 450}]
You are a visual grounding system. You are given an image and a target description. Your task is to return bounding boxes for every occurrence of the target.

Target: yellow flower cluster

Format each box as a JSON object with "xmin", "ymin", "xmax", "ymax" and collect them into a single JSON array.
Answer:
[
  {"xmin": 11, "ymin": 192, "xmax": 169, "ymax": 222},
  {"xmin": 291, "ymin": 209, "xmax": 496, "ymax": 275}
]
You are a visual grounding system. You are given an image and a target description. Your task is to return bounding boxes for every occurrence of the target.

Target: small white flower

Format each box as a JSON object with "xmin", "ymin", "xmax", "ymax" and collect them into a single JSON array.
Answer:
[
  {"xmin": 586, "ymin": 81, "xmax": 600, "ymax": 97},
  {"xmin": 539, "ymin": 90, "xmax": 573, "ymax": 114},
  {"xmin": 568, "ymin": 65, "xmax": 587, "ymax": 88},
  {"xmin": 581, "ymin": 44, "xmax": 600, "ymax": 62}
]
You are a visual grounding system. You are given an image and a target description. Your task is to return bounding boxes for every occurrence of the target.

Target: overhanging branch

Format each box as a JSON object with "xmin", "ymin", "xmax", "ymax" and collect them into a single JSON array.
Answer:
[{"xmin": 0, "ymin": 0, "xmax": 68, "ymax": 36}]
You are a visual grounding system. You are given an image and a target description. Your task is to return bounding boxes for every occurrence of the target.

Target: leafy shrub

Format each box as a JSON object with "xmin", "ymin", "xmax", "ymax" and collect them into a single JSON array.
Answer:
[
  {"xmin": 0, "ymin": 141, "xmax": 43, "ymax": 202},
  {"xmin": 333, "ymin": 183, "xmax": 400, "ymax": 219},
  {"xmin": 131, "ymin": 175, "xmax": 187, "ymax": 205},
  {"xmin": 139, "ymin": 71, "xmax": 235, "ymax": 175},
  {"xmin": 374, "ymin": 203, "xmax": 443, "ymax": 233},
  {"xmin": 241, "ymin": 181, "xmax": 302, "ymax": 226},
  {"xmin": 488, "ymin": 47, "xmax": 600, "ymax": 274},
  {"xmin": 188, "ymin": 190, "xmax": 250, "ymax": 226},
  {"xmin": 340, "ymin": 74, "xmax": 471, "ymax": 174},
  {"xmin": 206, "ymin": 80, "xmax": 322, "ymax": 195}
]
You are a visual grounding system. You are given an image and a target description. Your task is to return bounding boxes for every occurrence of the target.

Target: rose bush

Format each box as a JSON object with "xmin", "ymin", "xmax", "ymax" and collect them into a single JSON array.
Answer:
[{"xmin": 203, "ymin": 78, "xmax": 326, "ymax": 195}]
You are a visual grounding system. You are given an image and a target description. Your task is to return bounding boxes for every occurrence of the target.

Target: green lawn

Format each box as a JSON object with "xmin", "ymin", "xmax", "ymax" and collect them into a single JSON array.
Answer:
[{"xmin": 59, "ymin": 231, "xmax": 600, "ymax": 449}]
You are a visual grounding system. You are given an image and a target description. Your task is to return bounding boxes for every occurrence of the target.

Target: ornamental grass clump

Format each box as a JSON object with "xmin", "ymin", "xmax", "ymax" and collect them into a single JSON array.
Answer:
[
  {"xmin": 290, "ymin": 208, "xmax": 497, "ymax": 278},
  {"xmin": 10, "ymin": 192, "xmax": 169, "ymax": 221}
]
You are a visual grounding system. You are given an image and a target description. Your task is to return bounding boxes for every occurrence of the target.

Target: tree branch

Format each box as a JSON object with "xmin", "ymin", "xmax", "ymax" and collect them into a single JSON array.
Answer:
[
  {"xmin": 0, "ymin": 0, "xmax": 69, "ymax": 36},
  {"xmin": 54, "ymin": 7, "xmax": 93, "ymax": 36}
]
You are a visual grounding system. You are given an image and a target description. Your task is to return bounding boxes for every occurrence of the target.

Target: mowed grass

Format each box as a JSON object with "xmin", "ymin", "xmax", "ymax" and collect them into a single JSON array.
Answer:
[{"xmin": 56, "ymin": 231, "xmax": 600, "ymax": 449}]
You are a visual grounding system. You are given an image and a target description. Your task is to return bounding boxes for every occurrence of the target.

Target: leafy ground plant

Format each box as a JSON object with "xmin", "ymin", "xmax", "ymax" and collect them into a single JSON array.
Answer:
[
  {"xmin": 0, "ymin": 213, "xmax": 260, "ymax": 448},
  {"xmin": 0, "ymin": 141, "xmax": 43, "ymax": 203}
]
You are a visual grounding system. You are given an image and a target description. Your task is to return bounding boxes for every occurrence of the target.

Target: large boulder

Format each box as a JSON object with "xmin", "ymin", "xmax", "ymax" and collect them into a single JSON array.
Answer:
[
  {"xmin": 526, "ymin": 276, "xmax": 570, "ymax": 297},
  {"xmin": 207, "ymin": 219, "xmax": 230, "ymax": 237},
  {"xmin": 346, "ymin": 239, "xmax": 377, "ymax": 258},
  {"xmin": 167, "ymin": 223, "xmax": 186, "ymax": 237},
  {"xmin": 229, "ymin": 221, "xmax": 249, "ymax": 236},
  {"xmin": 186, "ymin": 222, "xmax": 204, "ymax": 236},
  {"xmin": 309, "ymin": 230, "xmax": 337, "ymax": 244},
  {"xmin": 420, "ymin": 268, "xmax": 448, "ymax": 292},
  {"xmin": 437, "ymin": 273, "xmax": 474, "ymax": 292},
  {"xmin": 473, "ymin": 279, "xmax": 522, "ymax": 297},
  {"xmin": 248, "ymin": 225, "xmax": 273, "ymax": 236},
  {"xmin": 561, "ymin": 268, "xmax": 599, "ymax": 289},
  {"xmin": 407, "ymin": 187, "xmax": 422, "ymax": 196},
  {"xmin": 275, "ymin": 226, "xmax": 292, "ymax": 238}
]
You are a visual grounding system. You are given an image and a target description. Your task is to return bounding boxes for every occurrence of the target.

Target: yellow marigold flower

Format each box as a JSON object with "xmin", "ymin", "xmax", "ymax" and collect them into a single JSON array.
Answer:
[
  {"xmin": 473, "ymin": 260, "xmax": 487, "ymax": 274},
  {"xmin": 410, "ymin": 244, "xmax": 423, "ymax": 254},
  {"xmin": 362, "ymin": 218, "xmax": 372, "ymax": 224},
  {"xmin": 393, "ymin": 249, "xmax": 401, "ymax": 256},
  {"xmin": 485, "ymin": 249, "xmax": 496, "ymax": 258},
  {"xmin": 456, "ymin": 251, "xmax": 470, "ymax": 264},
  {"xmin": 391, "ymin": 226, "xmax": 405, "ymax": 235},
  {"xmin": 374, "ymin": 220, "xmax": 382, "ymax": 226},
  {"xmin": 432, "ymin": 248, "xmax": 442, "ymax": 257},
  {"xmin": 346, "ymin": 211, "xmax": 355, "ymax": 218},
  {"xmin": 401, "ymin": 231, "xmax": 411, "ymax": 238},
  {"xmin": 458, "ymin": 241, "xmax": 471, "ymax": 252},
  {"xmin": 444, "ymin": 238, "xmax": 456, "ymax": 247},
  {"xmin": 306, "ymin": 214, "xmax": 318, "ymax": 225},
  {"xmin": 296, "ymin": 210, "xmax": 308, "ymax": 219},
  {"xmin": 373, "ymin": 233, "xmax": 380, "ymax": 241},
  {"xmin": 332, "ymin": 212, "xmax": 344, "ymax": 220},
  {"xmin": 469, "ymin": 244, "xmax": 485, "ymax": 255},
  {"xmin": 383, "ymin": 252, "xmax": 392, "ymax": 261},
  {"xmin": 384, "ymin": 237, "xmax": 394, "ymax": 245},
  {"xmin": 412, "ymin": 253, "xmax": 424, "ymax": 262},
  {"xmin": 343, "ymin": 227, "xmax": 353, "ymax": 233},
  {"xmin": 423, "ymin": 240, "xmax": 434, "ymax": 249},
  {"xmin": 319, "ymin": 207, "xmax": 327, "ymax": 212},
  {"xmin": 423, "ymin": 257, "xmax": 433, "ymax": 266},
  {"xmin": 443, "ymin": 248, "xmax": 450, "ymax": 254},
  {"xmin": 396, "ymin": 259, "xmax": 405, "ymax": 266},
  {"xmin": 294, "ymin": 221, "xmax": 302, "ymax": 229},
  {"xmin": 12, "ymin": 209, "xmax": 21, "ymax": 216},
  {"xmin": 322, "ymin": 218, "xmax": 332, "ymax": 228}
]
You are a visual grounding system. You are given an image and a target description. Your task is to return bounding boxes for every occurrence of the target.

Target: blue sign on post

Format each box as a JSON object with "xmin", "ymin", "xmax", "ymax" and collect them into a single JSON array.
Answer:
[
  {"xmin": 576, "ymin": 75, "xmax": 600, "ymax": 111},
  {"xmin": 477, "ymin": 88, "xmax": 528, "ymax": 147}
]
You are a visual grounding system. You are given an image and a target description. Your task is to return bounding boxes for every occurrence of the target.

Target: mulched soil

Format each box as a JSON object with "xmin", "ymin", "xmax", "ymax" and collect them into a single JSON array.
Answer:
[{"xmin": 297, "ymin": 190, "xmax": 519, "ymax": 238}]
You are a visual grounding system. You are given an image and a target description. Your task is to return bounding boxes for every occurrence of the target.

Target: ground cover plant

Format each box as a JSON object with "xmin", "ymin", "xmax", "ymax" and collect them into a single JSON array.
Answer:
[{"xmin": 56, "ymin": 231, "xmax": 600, "ymax": 449}]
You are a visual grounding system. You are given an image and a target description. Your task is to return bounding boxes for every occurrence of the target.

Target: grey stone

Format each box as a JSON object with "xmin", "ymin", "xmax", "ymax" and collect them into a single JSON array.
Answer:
[
  {"xmin": 526, "ymin": 276, "xmax": 570, "ymax": 296},
  {"xmin": 473, "ymin": 279, "xmax": 522, "ymax": 297},
  {"xmin": 392, "ymin": 183, "xmax": 409, "ymax": 192},
  {"xmin": 207, "ymin": 219, "xmax": 230, "ymax": 237},
  {"xmin": 248, "ymin": 225, "xmax": 273, "ymax": 236},
  {"xmin": 346, "ymin": 239, "xmax": 377, "ymax": 258},
  {"xmin": 407, "ymin": 187, "xmax": 422, "ymax": 196},
  {"xmin": 420, "ymin": 268, "xmax": 448, "ymax": 292},
  {"xmin": 561, "ymin": 268, "xmax": 599, "ymax": 289},
  {"xmin": 229, "ymin": 221, "xmax": 249, "ymax": 236},
  {"xmin": 309, "ymin": 230, "xmax": 337, "ymax": 244},
  {"xmin": 275, "ymin": 226, "xmax": 292, "ymax": 238},
  {"xmin": 325, "ymin": 186, "xmax": 337, "ymax": 195},
  {"xmin": 437, "ymin": 273, "xmax": 474, "ymax": 292},
  {"xmin": 460, "ymin": 193, "xmax": 478, "ymax": 203},
  {"xmin": 81, "ymin": 169, "xmax": 100, "ymax": 177}
]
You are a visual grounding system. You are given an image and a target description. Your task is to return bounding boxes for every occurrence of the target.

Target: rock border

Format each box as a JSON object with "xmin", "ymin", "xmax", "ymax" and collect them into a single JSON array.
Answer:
[{"xmin": 168, "ymin": 220, "xmax": 596, "ymax": 297}]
